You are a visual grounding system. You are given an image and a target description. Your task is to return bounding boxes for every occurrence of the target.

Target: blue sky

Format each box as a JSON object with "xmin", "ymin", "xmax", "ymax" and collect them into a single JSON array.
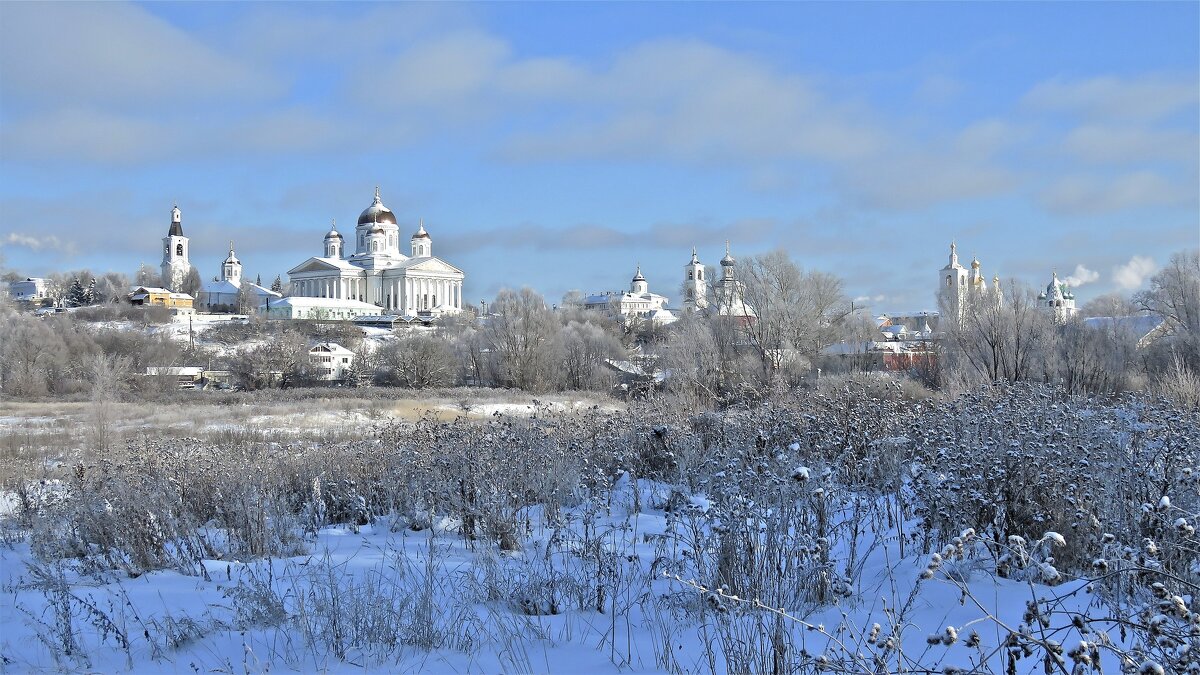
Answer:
[{"xmin": 1, "ymin": 1, "xmax": 1196, "ymax": 310}]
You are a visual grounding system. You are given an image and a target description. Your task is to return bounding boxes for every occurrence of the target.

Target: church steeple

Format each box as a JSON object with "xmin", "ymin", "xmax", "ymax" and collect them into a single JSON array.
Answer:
[
  {"xmin": 683, "ymin": 245, "xmax": 707, "ymax": 312},
  {"xmin": 161, "ymin": 201, "xmax": 191, "ymax": 291}
]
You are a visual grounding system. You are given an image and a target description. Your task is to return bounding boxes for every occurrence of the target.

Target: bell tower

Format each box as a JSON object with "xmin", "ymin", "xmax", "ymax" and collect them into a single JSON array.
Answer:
[
  {"xmin": 682, "ymin": 247, "xmax": 707, "ymax": 312},
  {"xmin": 160, "ymin": 202, "xmax": 191, "ymax": 291}
]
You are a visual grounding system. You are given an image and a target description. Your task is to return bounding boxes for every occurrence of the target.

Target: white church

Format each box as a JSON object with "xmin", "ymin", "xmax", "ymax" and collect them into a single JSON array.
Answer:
[
  {"xmin": 937, "ymin": 241, "xmax": 1002, "ymax": 326},
  {"xmin": 197, "ymin": 241, "xmax": 281, "ymax": 312},
  {"xmin": 286, "ymin": 188, "xmax": 466, "ymax": 317},
  {"xmin": 682, "ymin": 243, "xmax": 756, "ymax": 321},
  {"xmin": 584, "ymin": 265, "xmax": 676, "ymax": 325}
]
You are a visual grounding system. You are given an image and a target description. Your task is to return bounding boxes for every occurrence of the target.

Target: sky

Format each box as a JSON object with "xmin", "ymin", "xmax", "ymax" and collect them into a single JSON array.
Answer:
[{"xmin": 1, "ymin": 1, "xmax": 1197, "ymax": 311}]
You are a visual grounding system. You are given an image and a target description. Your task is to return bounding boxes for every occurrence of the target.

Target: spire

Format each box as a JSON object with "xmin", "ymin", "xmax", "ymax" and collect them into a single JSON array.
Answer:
[
  {"xmin": 373, "ymin": 185, "xmax": 381, "ymax": 204},
  {"xmin": 690, "ymin": 246, "xmax": 699, "ymax": 264},
  {"xmin": 331, "ymin": 218, "xmax": 337, "ymax": 232},
  {"xmin": 721, "ymin": 240, "xmax": 735, "ymax": 266},
  {"xmin": 949, "ymin": 240, "xmax": 959, "ymax": 266},
  {"xmin": 229, "ymin": 240, "xmax": 234, "ymax": 254},
  {"xmin": 632, "ymin": 263, "xmax": 645, "ymax": 281},
  {"xmin": 417, "ymin": 218, "xmax": 427, "ymax": 236}
]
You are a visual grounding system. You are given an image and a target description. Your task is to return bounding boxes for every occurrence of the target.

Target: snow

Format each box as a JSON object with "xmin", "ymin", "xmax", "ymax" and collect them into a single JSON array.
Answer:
[{"xmin": 0, "ymin": 481, "xmax": 1144, "ymax": 673}]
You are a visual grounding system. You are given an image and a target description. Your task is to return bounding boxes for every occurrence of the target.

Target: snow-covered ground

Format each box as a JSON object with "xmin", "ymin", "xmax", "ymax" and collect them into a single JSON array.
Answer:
[{"xmin": 0, "ymin": 477, "xmax": 1140, "ymax": 673}]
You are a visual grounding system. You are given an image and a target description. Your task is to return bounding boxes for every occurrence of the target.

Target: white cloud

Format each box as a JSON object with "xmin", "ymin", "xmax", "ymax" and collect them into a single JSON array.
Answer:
[
  {"xmin": 0, "ymin": 2, "xmax": 280, "ymax": 110},
  {"xmin": 1061, "ymin": 125, "xmax": 1199, "ymax": 165},
  {"xmin": 1040, "ymin": 171, "xmax": 1193, "ymax": 215},
  {"xmin": 1024, "ymin": 76, "xmax": 1199, "ymax": 121},
  {"xmin": 3, "ymin": 233, "xmax": 69, "ymax": 253},
  {"xmin": 1062, "ymin": 264, "xmax": 1100, "ymax": 287},
  {"xmin": 1112, "ymin": 255, "xmax": 1158, "ymax": 290}
]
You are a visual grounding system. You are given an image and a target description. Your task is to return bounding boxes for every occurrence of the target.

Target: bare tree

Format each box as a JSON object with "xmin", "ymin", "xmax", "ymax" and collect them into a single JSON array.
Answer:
[
  {"xmin": 484, "ymin": 288, "xmax": 562, "ymax": 391},
  {"xmin": 378, "ymin": 334, "xmax": 457, "ymax": 388},
  {"xmin": 557, "ymin": 320, "xmax": 623, "ymax": 390},
  {"xmin": 134, "ymin": 264, "xmax": 157, "ymax": 287},
  {"xmin": 941, "ymin": 281, "xmax": 1054, "ymax": 384},
  {"xmin": 1079, "ymin": 291, "xmax": 1139, "ymax": 318},
  {"xmin": 737, "ymin": 250, "xmax": 854, "ymax": 380},
  {"xmin": 1136, "ymin": 249, "xmax": 1200, "ymax": 372},
  {"xmin": 181, "ymin": 267, "xmax": 203, "ymax": 298}
]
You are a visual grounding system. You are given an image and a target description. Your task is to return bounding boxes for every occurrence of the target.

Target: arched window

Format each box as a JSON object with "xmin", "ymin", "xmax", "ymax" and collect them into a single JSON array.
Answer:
[
  {"xmin": 946, "ymin": 275, "xmax": 952, "ymax": 287},
  {"xmin": 372, "ymin": 241, "xmax": 378, "ymax": 252},
  {"xmin": 686, "ymin": 288, "xmax": 694, "ymax": 299},
  {"xmin": 699, "ymin": 270, "xmax": 704, "ymax": 280},
  {"xmin": 176, "ymin": 243, "xmax": 184, "ymax": 256},
  {"xmin": 419, "ymin": 245, "xmax": 424, "ymax": 256},
  {"xmin": 688, "ymin": 271, "xmax": 693, "ymax": 280}
]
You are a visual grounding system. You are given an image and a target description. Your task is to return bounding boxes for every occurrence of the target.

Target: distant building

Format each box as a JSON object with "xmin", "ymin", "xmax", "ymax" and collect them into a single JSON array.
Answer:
[
  {"xmin": 712, "ymin": 242, "xmax": 756, "ymax": 322},
  {"xmin": 1037, "ymin": 270, "xmax": 1078, "ymax": 321},
  {"xmin": 876, "ymin": 312, "xmax": 939, "ymax": 340},
  {"xmin": 584, "ymin": 265, "xmax": 676, "ymax": 326},
  {"xmin": 1082, "ymin": 315, "xmax": 1168, "ymax": 349},
  {"xmin": 7, "ymin": 277, "xmax": 48, "ymax": 302},
  {"xmin": 308, "ymin": 342, "xmax": 355, "ymax": 381},
  {"xmin": 160, "ymin": 204, "xmax": 192, "ymax": 292},
  {"xmin": 938, "ymin": 241, "xmax": 1001, "ymax": 326},
  {"xmin": 260, "ymin": 296, "xmax": 381, "ymax": 321},
  {"xmin": 681, "ymin": 247, "xmax": 708, "ymax": 313},
  {"xmin": 129, "ymin": 286, "xmax": 194, "ymax": 312},
  {"xmin": 197, "ymin": 241, "xmax": 281, "ymax": 312},
  {"xmin": 287, "ymin": 187, "xmax": 466, "ymax": 317}
]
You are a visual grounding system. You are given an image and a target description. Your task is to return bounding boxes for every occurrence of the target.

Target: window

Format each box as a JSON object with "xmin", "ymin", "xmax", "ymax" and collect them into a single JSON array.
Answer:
[
  {"xmin": 688, "ymin": 271, "xmax": 693, "ymax": 280},
  {"xmin": 176, "ymin": 243, "xmax": 184, "ymax": 256},
  {"xmin": 342, "ymin": 357, "xmax": 349, "ymax": 363},
  {"xmin": 698, "ymin": 270, "xmax": 703, "ymax": 280}
]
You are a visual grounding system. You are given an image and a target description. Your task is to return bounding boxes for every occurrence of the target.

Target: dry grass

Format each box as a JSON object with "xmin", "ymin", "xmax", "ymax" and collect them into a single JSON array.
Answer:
[{"xmin": 0, "ymin": 393, "xmax": 622, "ymax": 488}]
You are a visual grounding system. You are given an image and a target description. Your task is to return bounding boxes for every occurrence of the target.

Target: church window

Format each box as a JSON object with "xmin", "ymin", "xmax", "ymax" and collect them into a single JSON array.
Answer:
[
  {"xmin": 946, "ymin": 275, "xmax": 952, "ymax": 287},
  {"xmin": 699, "ymin": 270, "xmax": 703, "ymax": 280},
  {"xmin": 176, "ymin": 243, "xmax": 184, "ymax": 256},
  {"xmin": 688, "ymin": 271, "xmax": 693, "ymax": 280},
  {"xmin": 372, "ymin": 241, "xmax": 379, "ymax": 252}
]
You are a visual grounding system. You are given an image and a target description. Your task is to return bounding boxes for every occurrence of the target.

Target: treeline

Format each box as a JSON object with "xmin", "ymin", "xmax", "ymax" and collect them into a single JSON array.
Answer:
[
  {"xmin": 938, "ymin": 250, "xmax": 1199, "ymax": 406},
  {"xmin": 3, "ymin": 248, "xmax": 1195, "ymax": 407}
]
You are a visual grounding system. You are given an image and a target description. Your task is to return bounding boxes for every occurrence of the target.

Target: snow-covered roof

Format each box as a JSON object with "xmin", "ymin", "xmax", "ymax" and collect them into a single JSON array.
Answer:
[
  {"xmin": 268, "ymin": 296, "xmax": 380, "ymax": 310},
  {"xmin": 1081, "ymin": 315, "xmax": 1164, "ymax": 337},
  {"xmin": 130, "ymin": 286, "xmax": 172, "ymax": 294},
  {"xmin": 201, "ymin": 279, "xmax": 240, "ymax": 295},
  {"xmin": 145, "ymin": 366, "xmax": 204, "ymax": 376},
  {"xmin": 201, "ymin": 280, "xmax": 281, "ymax": 298},
  {"xmin": 309, "ymin": 342, "xmax": 355, "ymax": 356}
]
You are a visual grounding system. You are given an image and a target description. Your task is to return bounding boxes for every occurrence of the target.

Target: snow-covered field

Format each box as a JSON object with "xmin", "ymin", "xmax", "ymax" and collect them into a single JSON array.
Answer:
[
  {"xmin": 0, "ymin": 380, "xmax": 1195, "ymax": 674},
  {"xmin": 0, "ymin": 478, "xmax": 1140, "ymax": 674}
]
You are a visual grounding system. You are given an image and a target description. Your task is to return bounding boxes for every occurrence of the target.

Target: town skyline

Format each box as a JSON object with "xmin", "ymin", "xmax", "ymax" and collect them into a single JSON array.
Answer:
[{"xmin": 1, "ymin": 2, "xmax": 1196, "ymax": 311}]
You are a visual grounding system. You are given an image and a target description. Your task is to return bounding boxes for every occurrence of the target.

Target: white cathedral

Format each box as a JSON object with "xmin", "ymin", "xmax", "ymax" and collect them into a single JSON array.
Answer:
[{"xmin": 286, "ymin": 188, "xmax": 465, "ymax": 316}]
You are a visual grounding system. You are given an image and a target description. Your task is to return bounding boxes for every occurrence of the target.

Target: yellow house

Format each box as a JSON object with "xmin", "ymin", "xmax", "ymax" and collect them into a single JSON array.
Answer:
[{"xmin": 129, "ymin": 286, "xmax": 195, "ymax": 310}]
